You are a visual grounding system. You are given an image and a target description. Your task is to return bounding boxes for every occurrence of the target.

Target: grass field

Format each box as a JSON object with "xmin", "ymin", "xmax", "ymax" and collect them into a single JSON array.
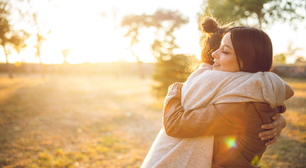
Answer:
[{"xmin": 0, "ymin": 74, "xmax": 305, "ymax": 168}]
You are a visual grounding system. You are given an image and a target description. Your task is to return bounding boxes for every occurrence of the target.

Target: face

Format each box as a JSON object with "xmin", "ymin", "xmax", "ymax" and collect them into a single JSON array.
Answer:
[{"xmin": 212, "ymin": 32, "xmax": 240, "ymax": 72}]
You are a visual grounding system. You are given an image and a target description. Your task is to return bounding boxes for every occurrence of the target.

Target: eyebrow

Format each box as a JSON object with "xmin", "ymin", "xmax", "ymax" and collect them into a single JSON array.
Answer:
[{"xmin": 221, "ymin": 43, "xmax": 233, "ymax": 50}]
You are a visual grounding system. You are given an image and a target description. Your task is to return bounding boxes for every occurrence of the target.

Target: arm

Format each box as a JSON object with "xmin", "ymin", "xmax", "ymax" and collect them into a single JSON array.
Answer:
[
  {"xmin": 259, "ymin": 113, "xmax": 286, "ymax": 145},
  {"xmin": 163, "ymin": 83, "xmax": 246, "ymax": 138},
  {"xmin": 164, "ymin": 83, "xmax": 282, "ymax": 142},
  {"xmin": 259, "ymin": 81, "xmax": 291, "ymax": 145}
]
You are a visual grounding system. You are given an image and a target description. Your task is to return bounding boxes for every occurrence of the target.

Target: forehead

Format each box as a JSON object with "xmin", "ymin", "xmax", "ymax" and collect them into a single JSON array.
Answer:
[{"xmin": 222, "ymin": 32, "xmax": 233, "ymax": 47}]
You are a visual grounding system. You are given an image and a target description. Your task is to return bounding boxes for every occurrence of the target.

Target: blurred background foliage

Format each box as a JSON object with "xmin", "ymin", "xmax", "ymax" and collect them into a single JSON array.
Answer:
[
  {"xmin": 0, "ymin": 0, "xmax": 305, "ymax": 96},
  {"xmin": 201, "ymin": 0, "xmax": 305, "ymax": 29}
]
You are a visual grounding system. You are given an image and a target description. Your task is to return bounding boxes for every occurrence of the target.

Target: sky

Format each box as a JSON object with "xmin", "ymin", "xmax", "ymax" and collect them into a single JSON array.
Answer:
[{"xmin": 0, "ymin": 0, "xmax": 305, "ymax": 64}]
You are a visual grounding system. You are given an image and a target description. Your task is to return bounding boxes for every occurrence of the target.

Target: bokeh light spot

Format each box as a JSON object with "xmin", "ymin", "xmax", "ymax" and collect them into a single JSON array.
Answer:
[
  {"xmin": 225, "ymin": 136, "xmax": 237, "ymax": 149},
  {"xmin": 251, "ymin": 155, "xmax": 260, "ymax": 166}
]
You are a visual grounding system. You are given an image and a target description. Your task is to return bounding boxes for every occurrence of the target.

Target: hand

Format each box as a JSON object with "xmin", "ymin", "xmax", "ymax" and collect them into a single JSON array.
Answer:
[
  {"xmin": 167, "ymin": 82, "xmax": 183, "ymax": 93},
  {"xmin": 258, "ymin": 113, "xmax": 286, "ymax": 146}
]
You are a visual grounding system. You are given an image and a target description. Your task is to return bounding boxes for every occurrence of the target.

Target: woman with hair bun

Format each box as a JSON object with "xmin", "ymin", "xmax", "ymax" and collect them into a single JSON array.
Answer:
[
  {"xmin": 141, "ymin": 17, "xmax": 293, "ymax": 168},
  {"xmin": 200, "ymin": 17, "xmax": 228, "ymax": 65}
]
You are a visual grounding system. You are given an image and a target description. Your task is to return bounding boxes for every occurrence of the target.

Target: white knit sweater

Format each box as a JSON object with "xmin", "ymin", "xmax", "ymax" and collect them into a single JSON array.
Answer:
[{"xmin": 141, "ymin": 64, "xmax": 286, "ymax": 168}]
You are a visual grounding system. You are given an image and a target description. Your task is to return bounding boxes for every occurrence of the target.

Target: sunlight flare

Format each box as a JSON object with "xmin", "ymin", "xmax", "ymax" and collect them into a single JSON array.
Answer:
[{"xmin": 225, "ymin": 136, "xmax": 237, "ymax": 149}]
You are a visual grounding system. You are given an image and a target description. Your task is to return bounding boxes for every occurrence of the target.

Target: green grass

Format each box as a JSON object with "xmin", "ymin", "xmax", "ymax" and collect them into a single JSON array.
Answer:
[{"xmin": 0, "ymin": 74, "xmax": 305, "ymax": 168}]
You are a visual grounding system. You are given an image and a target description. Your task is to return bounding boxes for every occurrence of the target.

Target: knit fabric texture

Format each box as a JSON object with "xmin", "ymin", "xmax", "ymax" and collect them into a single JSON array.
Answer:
[{"xmin": 141, "ymin": 63, "xmax": 286, "ymax": 168}]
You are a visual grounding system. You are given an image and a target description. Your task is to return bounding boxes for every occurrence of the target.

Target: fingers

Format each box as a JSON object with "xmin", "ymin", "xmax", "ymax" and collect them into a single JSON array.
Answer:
[
  {"xmin": 260, "ymin": 113, "xmax": 284, "ymax": 145},
  {"xmin": 168, "ymin": 83, "xmax": 182, "ymax": 93},
  {"xmin": 265, "ymin": 136, "xmax": 277, "ymax": 146},
  {"xmin": 271, "ymin": 113, "xmax": 280, "ymax": 120},
  {"xmin": 259, "ymin": 128, "xmax": 277, "ymax": 138},
  {"xmin": 172, "ymin": 82, "xmax": 183, "ymax": 91},
  {"xmin": 261, "ymin": 121, "xmax": 278, "ymax": 130},
  {"xmin": 260, "ymin": 132, "xmax": 277, "ymax": 141}
]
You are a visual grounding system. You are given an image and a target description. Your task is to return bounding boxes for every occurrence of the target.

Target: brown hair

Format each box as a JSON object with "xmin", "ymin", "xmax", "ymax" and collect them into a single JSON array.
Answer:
[
  {"xmin": 201, "ymin": 17, "xmax": 229, "ymax": 65},
  {"xmin": 226, "ymin": 26, "xmax": 273, "ymax": 72}
]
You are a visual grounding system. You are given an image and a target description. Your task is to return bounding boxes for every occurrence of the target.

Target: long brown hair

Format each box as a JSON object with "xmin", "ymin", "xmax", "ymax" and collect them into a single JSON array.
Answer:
[{"xmin": 226, "ymin": 26, "xmax": 273, "ymax": 72}]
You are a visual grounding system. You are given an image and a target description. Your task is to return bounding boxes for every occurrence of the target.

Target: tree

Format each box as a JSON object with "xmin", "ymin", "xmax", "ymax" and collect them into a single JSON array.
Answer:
[
  {"xmin": 150, "ymin": 10, "xmax": 190, "ymax": 97},
  {"xmin": 0, "ymin": 1, "xmax": 28, "ymax": 78},
  {"xmin": 273, "ymin": 41, "xmax": 302, "ymax": 64},
  {"xmin": 122, "ymin": 9, "xmax": 189, "ymax": 97},
  {"xmin": 121, "ymin": 13, "xmax": 152, "ymax": 79},
  {"xmin": 273, "ymin": 53, "xmax": 286, "ymax": 64},
  {"xmin": 201, "ymin": 0, "xmax": 306, "ymax": 29},
  {"xmin": 284, "ymin": 41, "xmax": 303, "ymax": 59},
  {"xmin": 19, "ymin": 2, "xmax": 53, "ymax": 78},
  {"xmin": 62, "ymin": 49, "xmax": 70, "ymax": 64},
  {"xmin": 31, "ymin": 12, "xmax": 51, "ymax": 78},
  {"xmin": 295, "ymin": 56, "xmax": 306, "ymax": 65}
]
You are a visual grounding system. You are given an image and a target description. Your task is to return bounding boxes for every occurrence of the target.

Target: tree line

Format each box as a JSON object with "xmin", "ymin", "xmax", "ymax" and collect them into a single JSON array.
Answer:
[{"xmin": 1, "ymin": 0, "xmax": 305, "ymax": 97}]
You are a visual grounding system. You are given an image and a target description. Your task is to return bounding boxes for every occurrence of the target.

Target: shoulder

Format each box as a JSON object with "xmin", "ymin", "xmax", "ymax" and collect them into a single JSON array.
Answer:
[
  {"xmin": 214, "ymin": 102, "xmax": 275, "ymax": 124},
  {"xmin": 198, "ymin": 63, "xmax": 213, "ymax": 69},
  {"xmin": 214, "ymin": 102, "xmax": 272, "ymax": 114},
  {"xmin": 252, "ymin": 102, "xmax": 275, "ymax": 112},
  {"xmin": 214, "ymin": 102, "xmax": 249, "ymax": 115}
]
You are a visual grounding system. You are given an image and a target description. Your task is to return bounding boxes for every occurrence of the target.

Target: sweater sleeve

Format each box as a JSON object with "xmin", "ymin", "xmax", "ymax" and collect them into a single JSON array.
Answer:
[
  {"xmin": 260, "ymin": 72, "xmax": 286, "ymax": 108},
  {"xmin": 163, "ymin": 83, "xmax": 249, "ymax": 138}
]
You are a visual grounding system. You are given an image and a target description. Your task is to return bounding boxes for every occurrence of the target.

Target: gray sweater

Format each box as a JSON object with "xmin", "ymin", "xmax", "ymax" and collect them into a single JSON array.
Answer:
[{"xmin": 141, "ymin": 64, "xmax": 286, "ymax": 168}]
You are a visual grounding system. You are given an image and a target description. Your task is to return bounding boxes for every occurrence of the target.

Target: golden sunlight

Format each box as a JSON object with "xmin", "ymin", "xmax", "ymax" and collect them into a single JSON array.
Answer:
[
  {"xmin": 0, "ymin": 0, "xmax": 304, "ymax": 65},
  {"xmin": 38, "ymin": 2, "xmax": 136, "ymax": 64},
  {"xmin": 0, "ymin": 0, "xmax": 158, "ymax": 64},
  {"xmin": 1, "ymin": 0, "xmax": 306, "ymax": 167}
]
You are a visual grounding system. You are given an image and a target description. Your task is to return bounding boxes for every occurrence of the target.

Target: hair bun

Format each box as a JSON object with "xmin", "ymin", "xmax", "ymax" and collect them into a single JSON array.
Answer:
[{"xmin": 202, "ymin": 17, "xmax": 219, "ymax": 33}]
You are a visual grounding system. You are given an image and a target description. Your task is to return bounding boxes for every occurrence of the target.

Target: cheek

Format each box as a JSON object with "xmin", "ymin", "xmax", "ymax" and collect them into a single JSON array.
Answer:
[
  {"xmin": 229, "ymin": 55, "xmax": 238, "ymax": 64},
  {"xmin": 224, "ymin": 56, "xmax": 239, "ymax": 71},
  {"xmin": 230, "ymin": 58, "xmax": 240, "ymax": 71}
]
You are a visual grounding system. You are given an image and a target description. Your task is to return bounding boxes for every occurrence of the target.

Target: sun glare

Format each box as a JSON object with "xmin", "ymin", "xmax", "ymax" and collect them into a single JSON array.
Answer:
[
  {"xmin": 0, "ymin": 0, "xmax": 157, "ymax": 64},
  {"xmin": 38, "ymin": 2, "xmax": 136, "ymax": 64},
  {"xmin": 0, "ymin": 0, "xmax": 304, "ymax": 65}
]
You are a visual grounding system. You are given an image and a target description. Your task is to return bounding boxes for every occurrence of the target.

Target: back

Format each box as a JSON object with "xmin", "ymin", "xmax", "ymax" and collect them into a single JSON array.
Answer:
[{"xmin": 212, "ymin": 102, "xmax": 276, "ymax": 168}]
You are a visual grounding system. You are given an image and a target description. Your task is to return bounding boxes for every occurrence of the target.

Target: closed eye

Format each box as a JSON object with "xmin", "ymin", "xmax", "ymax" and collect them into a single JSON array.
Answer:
[{"xmin": 222, "ymin": 51, "xmax": 229, "ymax": 54}]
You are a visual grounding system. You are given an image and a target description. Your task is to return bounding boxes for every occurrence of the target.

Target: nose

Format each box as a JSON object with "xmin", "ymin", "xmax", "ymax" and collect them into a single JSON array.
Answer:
[{"xmin": 212, "ymin": 49, "xmax": 219, "ymax": 59}]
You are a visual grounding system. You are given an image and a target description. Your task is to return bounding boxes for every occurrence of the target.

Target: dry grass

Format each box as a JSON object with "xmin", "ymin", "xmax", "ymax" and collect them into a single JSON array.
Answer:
[
  {"xmin": 0, "ymin": 74, "xmax": 305, "ymax": 167},
  {"xmin": 261, "ymin": 78, "xmax": 306, "ymax": 168},
  {"xmin": 0, "ymin": 74, "xmax": 163, "ymax": 168}
]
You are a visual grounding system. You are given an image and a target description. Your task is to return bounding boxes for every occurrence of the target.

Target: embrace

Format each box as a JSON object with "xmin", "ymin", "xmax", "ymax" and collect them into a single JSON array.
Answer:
[{"xmin": 141, "ymin": 17, "xmax": 294, "ymax": 168}]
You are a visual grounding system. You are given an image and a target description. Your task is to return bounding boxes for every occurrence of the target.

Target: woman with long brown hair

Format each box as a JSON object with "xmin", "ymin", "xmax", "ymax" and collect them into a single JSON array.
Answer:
[{"xmin": 142, "ymin": 17, "xmax": 292, "ymax": 168}]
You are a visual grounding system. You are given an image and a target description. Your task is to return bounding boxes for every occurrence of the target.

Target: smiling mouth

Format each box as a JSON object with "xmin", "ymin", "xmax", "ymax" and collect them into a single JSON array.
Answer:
[{"xmin": 213, "ymin": 60, "xmax": 220, "ymax": 67}]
